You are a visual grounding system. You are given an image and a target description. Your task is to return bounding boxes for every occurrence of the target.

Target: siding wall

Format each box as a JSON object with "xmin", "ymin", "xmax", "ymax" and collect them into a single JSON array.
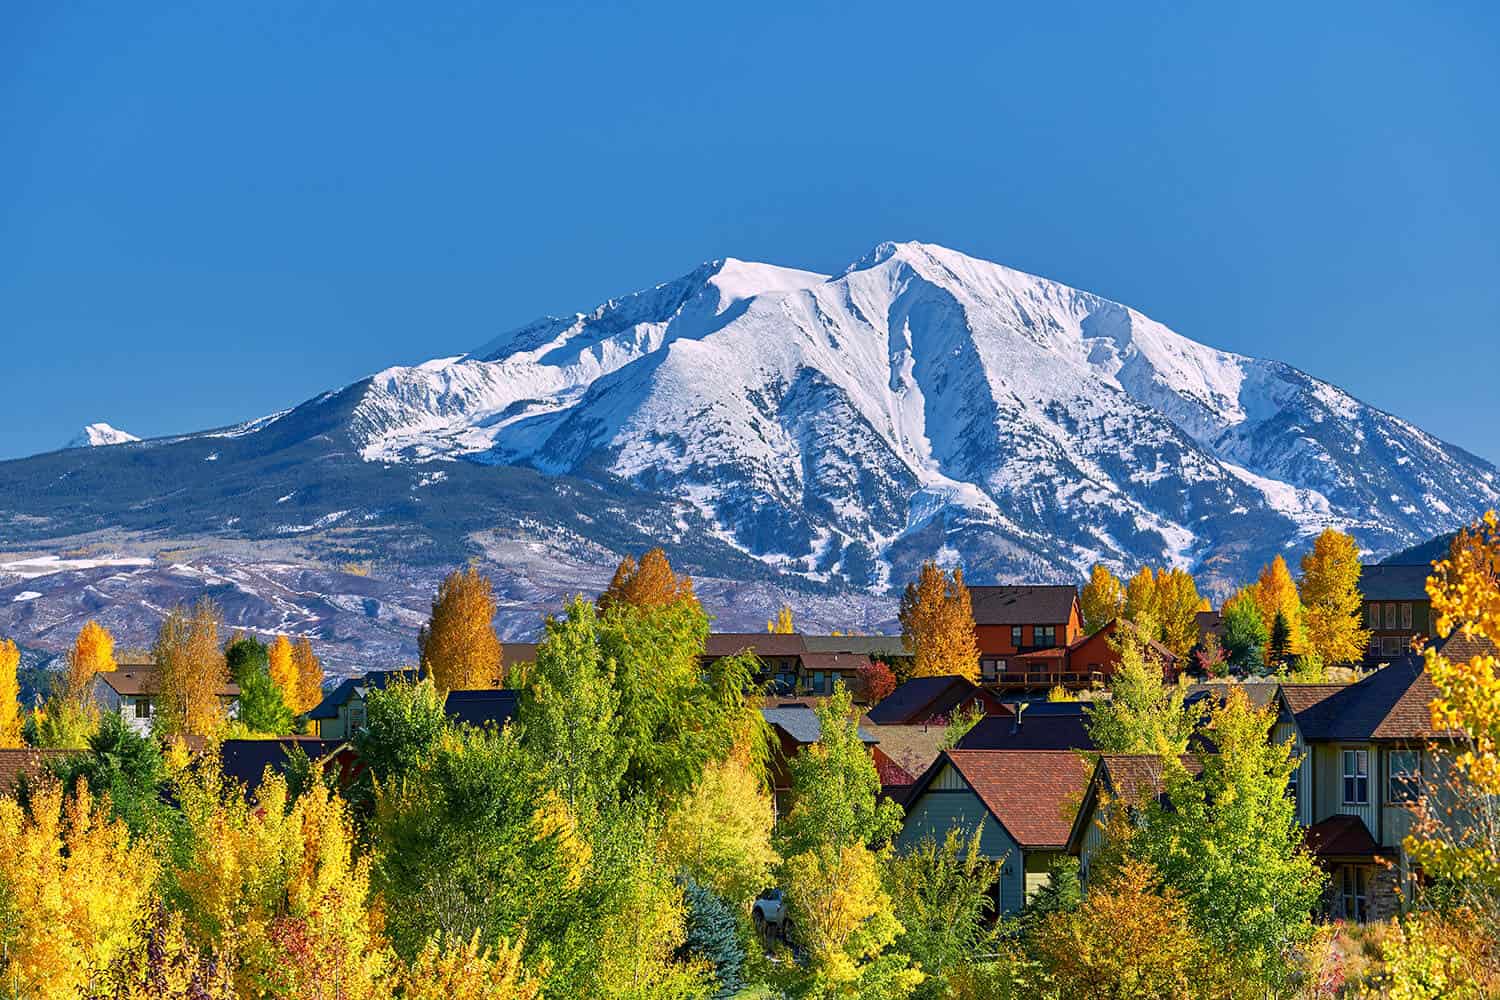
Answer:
[
  {"xmin": 1274, "ymin": 720, "xmax": 1313, "ymax": 826},
  {"xmin": 898, "ymin": 764, "xmax": 1027, "ymax": 914},
  {"xmin": 1312, "ymin": 743, "xmax": 1379, "ymax": 837}
]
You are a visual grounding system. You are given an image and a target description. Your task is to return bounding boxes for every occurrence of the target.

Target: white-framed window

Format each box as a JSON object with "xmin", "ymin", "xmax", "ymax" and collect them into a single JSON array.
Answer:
[
  {"xmin": 1343, "ymin": 749, "xmax": 1370, "ymax": 804},
  {"xmin": 980, "ymin": 658, "xmax": 1006, "ymax": 682},
  {"xmin": 133, "ymin": 698, "xmax": 151, "ymax": 719},
  {"xmin": 1384, "ymin": 603, "xmax": 1397, "ymax": 629},
  {"xmin": 1340, "ymin": 865, "xmax": 1369, "ymax": 922},
  {"xmin": 1287, "ymin": 762, "xmax": 1300, "ymax": 804},
  {"xmin": 1401, "ymin": 603, "xmax": 1413, "ymax": 630},
  {"xmin": 1010, "ymin": 626, "xmax": 1023, "ymax": 649},
  {"xmin": 1388, "ymin": 749, "xmax": 1420, "ymax": 803}
]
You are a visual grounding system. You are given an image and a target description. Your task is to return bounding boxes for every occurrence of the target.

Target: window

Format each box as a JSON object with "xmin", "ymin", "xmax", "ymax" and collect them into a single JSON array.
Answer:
[
  {"xmin": 980, "ymin": 658, "xmax": 1006, "ymax": 682},
  {"xmin": 1343, "ymin": 749, "xmax": 1369, "ymax": 804},
  {"xmin": 1287, "ymin": 762, "xmax": 1300, "ymax": 804},
  {"xmin": 1401, "ymin": 603, "xmax": 1413, "ymax": 630},
  {"xmin": 1381, "ymin": 636, "xmax": 1403, "ymax": 657},
  {"xmin": 1036, "ymin": 625, "xmax": 1057, "ymax": 648},
  {"xmin": 1010, "ymin": 626, "xmax": 1023, "ymax": 650},
  {"xmin": 133, "ymin": 698, "xmax": 151, "ymax": 719},
  {"xmin": 811, "ymin": 671, "xmax": 828, "ymax": 694},
  {"xmin": 1384, "ymin": 603, "xmax": 1396, "ymax": 629},
  {"xmin": 1367, "ymin": 603, "xmax": 1380, "ymax": 628},
  {"xmin": 1340, "ymin": 865, "xmax": 1369, "ymax": 922},
  {"xmin": 1389, "ymin": 749, "xmax": 1420, "ymax": 803}
]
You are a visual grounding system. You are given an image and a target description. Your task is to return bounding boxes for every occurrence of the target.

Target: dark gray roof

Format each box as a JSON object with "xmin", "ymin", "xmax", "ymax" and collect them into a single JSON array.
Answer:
[
  {"xmin": 968, "ymin": 585, "xmax": 1078, "ymax": 625},
  {"xmin": 1185, "ymin": 681, "xmax": 1281, "ymax": 713},
  {"xmin": 1282, "ymin": 656, "xmax": 1455, "ymax": 742},
  {"xmin": 867, "ymin": 676, "xmax": 974, "ymax": 725},
  {"xmin": 444, "ymin": 689, "xmax": 520, "ymax": 729},
  {"xmin": 957, "ymin": 710, "xmax": 1094, "ymax": 752},
  {"xmin": 220, "ymin": 738, "xmax": 347, "ymax": 794},
  {"xmin": 802, "ymin": 635, "xmax": 910, "ymax": 656},
  {"xmin": 1359, "ymin": 564, "xmax": 1432, "ymax": 602},
  {"xmin": 307, "ymin": 668, "xmax": 421, "ymax": 720},
  {"xmin": 762, "ymin": 705, "xmax": 876, "ymax": 745}
]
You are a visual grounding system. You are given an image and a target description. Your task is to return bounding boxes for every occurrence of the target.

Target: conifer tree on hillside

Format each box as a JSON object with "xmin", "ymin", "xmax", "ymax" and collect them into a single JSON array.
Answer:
[
  {"xmin": 419, "ymin": 566, "xmax": 505, "ymax": 691},
  {"xmin": 1299, "ymin": 528, "xmax": 1371, "ymax": 665},
  {"xmin": 1080, "ymin": 564, "xmax": 1125, "ymax": 635},
  {"xmin": 898, "ymin": 562, "xmax": 978, "ymax": 682},
  {"xmin": 598, "ymin": 547, "xmax": 696, "ymax": 611}
]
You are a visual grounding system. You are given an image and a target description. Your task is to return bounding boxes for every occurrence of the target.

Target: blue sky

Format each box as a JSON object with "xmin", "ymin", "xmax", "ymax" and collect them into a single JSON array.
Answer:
[{"xmin": 2, "ymin": 1, "xmax": 1497, "ymax": 463}]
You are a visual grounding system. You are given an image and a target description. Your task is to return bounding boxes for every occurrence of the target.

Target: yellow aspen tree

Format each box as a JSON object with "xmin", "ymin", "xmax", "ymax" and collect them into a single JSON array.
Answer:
[
  {"xmin": 1123, "ymin": 566, "xmax": 1161, "ymax": 637},
  {"xmin": 0, "ymin": 638, "xmax": 21, "ymax": 748},
  {"xmin": 598, "ymin": 547, "xmax": 697, "ymax": 610},
  {"xmin": 1080, "ymin": 564, "xmax": 1125, "ymax": 635},
  {"xmin": 1155, "ymin": 567, "xmax": 1204, "ymax": 661},
  {"xmin": 1299, "ymin": 528, "xmax": 1371, "ymax": 665},
  {"xmin": 419, "ymin": 566, "xmax": 504, "ymax": 691},
  {"xmin": 898, "ymin": 561, "xmax": 979, "ymax": 681},
  {"xmin": 291, "ymin": 636, "xmax": 325, "ymax": 714},
  {"xmin": 397, "ymin": 933, "xmax": 545, "ymax": 1000},
  {"xmin": 767, "ymin": 604, "xmax": 795, "ymax": 634},
  {"xmin": 65, "ymin": 619, "xmax": 117, "ymax": 704},
  {"xmin": 0, "ymin": 780, "xmax": 158, "ymax": 1000},
  {"xmin": 153, "ymin": 598, "xmax": 229, "ymax": 739},
  {"xmin": 268, "ymin": 634, "xmax": 298, "ymax": 701},
  {"xmin": 1255, "ymin": 555, "xmax": 1306, "ymax": 664}
]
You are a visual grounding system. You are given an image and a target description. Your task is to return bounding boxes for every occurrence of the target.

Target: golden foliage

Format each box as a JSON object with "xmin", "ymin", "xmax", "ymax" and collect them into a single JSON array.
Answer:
[
  {"xmin": 0, "ymin": 780, "xmax": 158, "ymax": 999},
  {"xmin": 899, "ymin": 562, "xmax": 979, "ymax": 682},
  {"xmin": 66, "ymin": 620, "xmax": 117, "ymax": 702},
  {"xmin": 291, "ymin": 636, "xmax": 324, "ymax": 715},
  {"xmin": 1374, "ymin": 911, "xmax": 1500, "ymax": 1000},
  {"xmin": 1123, "ymin": 566, "xmax": 1160, "ymax": 635},
  {"xmin": 1300, "ymin": 528, "xmax": 1371, "ymax": 665},
  {"xmin": 268, "ymin": 634, "xmax": 297, "ymax": 703},
  {"xmin": 660, "ymin": 755, "xmax": 779, "ymax": 906},
  {"xmin": 1254, "ymin": 554, "xmax": 1305, "ymax": 663},
  {"xmin": 1120, "ymin": 567, "xmax": 1202, "ymax": 660},
  {"xmin": 420, "ymin": 566, "xmax": 504, "ymax": 691},
  {"xmin": 767, "ymin": 604, "xmax": 795, "ymax": 634},
  {"xmin": 397, "ymin": 932, "xmax": 545, "ymax": 1000},
  {"xmin": 1080, "ymin": 564, "xmax": 1125, "ymax": 635},
  {"xmin": 598, "ymin": 547, "xmax": 696, "ymax": 611},
  {"xmin": 0, "ymin": 637, "xmax": 21, "ymax": 747},
  {"xmin": 152, "ymin": 599, "xmax": 229, "ymax": 739}
]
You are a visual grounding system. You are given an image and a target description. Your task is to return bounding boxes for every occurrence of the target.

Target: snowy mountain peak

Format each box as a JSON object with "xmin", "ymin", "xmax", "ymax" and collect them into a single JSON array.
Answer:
[{"xmin": 66, "ymin": 423, "xmax": 140, "ymax": 448}]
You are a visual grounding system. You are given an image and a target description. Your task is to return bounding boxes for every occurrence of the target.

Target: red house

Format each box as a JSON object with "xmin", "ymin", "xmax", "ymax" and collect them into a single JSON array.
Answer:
[{"xmin": 969, "ymin": 585, "xmax": 1084, "ymax": 688}]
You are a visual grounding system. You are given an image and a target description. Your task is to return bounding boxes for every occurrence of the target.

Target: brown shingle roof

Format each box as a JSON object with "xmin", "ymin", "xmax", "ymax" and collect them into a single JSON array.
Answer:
[
  {"xmin": 0, "ymin": 748, "xmax": 81, "ymax": 794},
  {"xmin": 501, "ymin": 642, "xmax": 539, "ymax": 664},
  {"xmin": 1283, "ymin": 658, "xmax": 1456, "ymax": 742},
  {"xmin": 1304, "ymin": 815, "xmax": 1387, "ymax": 859},
  {"xmin": 1097, "ymin": 753, "xmax": 1204, "ymax": 804},
  {"xmin": 96, "ymin": 667, "xmax": 239, "ymax": 698},
  {"xmin": 1438, "ymin": 629, "xmax": 1499, "ymax": 665},
  {"xmin": 968, "ymin": 586, "xmax": 1079, "ymax": 626},
  {"xmin": 941, "ymin": 749, "xmax": 1092, "ymax": 848},
  {"xmin": 799, "ymin": 651, "xmax": 870, "ymax": 671},
  {"xmin": 703, "ymin": 633, "xmax": 806, "ymax": 658}
]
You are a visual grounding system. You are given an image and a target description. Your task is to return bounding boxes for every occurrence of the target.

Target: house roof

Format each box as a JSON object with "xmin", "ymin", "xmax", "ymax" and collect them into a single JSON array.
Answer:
[
  {"xmin": 858, "ymin": 722, "xmax": 950, "ymax": 780},
  {"xmin": 97, "ymin": 667, "xmax": 239, "ymax": 698},
  {"xmin": 1359, "ymin": 564, "xmax": 1432, "ymax": 602},
  {"xmin": 1066, "ymin": 753, "xmax": 1205, "ymax": 853},
  {"xmin": 1195, "ymin": 610, "xmax": 1225, "ymax": 641},
  {"xmin": 956, "ymin": 707, "xmax": 1094, "ymax": 752},
  {"xmin": 867, "ymin": 676, "xmax": 977, "ymax": 725},
  {"xmin": 799, "ymin": 651, "xmax": 871, "ymax": 672},
  {"xmin": 501, "ymin": 642, "xmax": 539, "ymax": 664},
  {"xmin": 968, "ymin": 586, "xmax": 1079, "ymax": 626},
  {"xmin": 444, "ymin": 689, "xmax": 520, "ymax": 729},
  {"xmin": 1303, "ymin": 815, "xmax": 1387, "ymax": 859},
  {"xmin": 704, "ymin": 633, "xmax": 806, "ymax": 659},
  {"xmin": 1282, "ymin": 657, "xmax": 1456, "ymax": 742},
  {"xmin": 1185, "ymin": 681, "xmax": 1282, "ymax": 714},
  {"xmin": 0, "ymin": 748, "xmax": 80, "ymax": 793},
  {"xmin": 307, "ymin": 667, "xmax": 423, "ymax": 720},
  {"xmin": 873, "ymin": 746, "xmax": 917, "ymax": 789},
  {"xmin": 1438, "ymin": 629, "xmax": 1499, "ymax": 664},
  {"xmin": 220, "ymin": 738, "xmax": 348, "ymax": 795},
  {"xmin": 762, "ymin": 704, "xmax": 876, "ymax": 745},
  {"xmin": 1074, "ymin": 618, "xmax": 1178, "ymax": 664},
  {"xmin": 932, "ymin": 750, "xmax": 1092, "ymax": 849},
  {"xmin": 802, "ymin": 635, "xmax": 910, "ymax": 656}
]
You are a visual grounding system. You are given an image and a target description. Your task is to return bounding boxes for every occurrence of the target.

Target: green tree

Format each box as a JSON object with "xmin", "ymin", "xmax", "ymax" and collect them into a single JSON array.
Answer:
[
  {"xmin": 1268, "ymin": 610, "xmax": 1293, "ymax": 669},
  {"xmin": 1221, "ymin": 587, "xmax": 1268, "ymax": 673},
  {"xmin": 1135, "ymin": 688, "xmax": 1323, "ymax": 990},
  {"xmin": 886, "ymin": 827, "xmax": 1001, "ymax": 999},
  {"xmin": 1086, "ymin": 627, "xmax": 1202, "ymax": 756},
  {"xmin": 45, "ymin": 711, "xmax": 176, "ymax": 842},
  {"xmin": 226, "ymin": 635, "xmax": 293, "ymax": 735},
  {"xmin": 681, "ymin": 879, "xmax": 745, "ymax": 1000}
]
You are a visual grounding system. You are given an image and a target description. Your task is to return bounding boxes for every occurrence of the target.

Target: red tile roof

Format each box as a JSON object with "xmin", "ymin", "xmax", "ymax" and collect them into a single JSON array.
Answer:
[{"xmin": 942, "ymin": 749, "xmax": 1092, "ymax": 849}]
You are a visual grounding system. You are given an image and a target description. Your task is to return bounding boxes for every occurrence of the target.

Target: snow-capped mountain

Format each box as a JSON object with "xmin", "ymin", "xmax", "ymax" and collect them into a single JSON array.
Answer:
[
  {"xmin": 66, "ymin": 423, "xmax": 140, "ymax": 448},
  {"xmin": 331, "ymin": 241, "xmax": 1497, "ymax": 588}
]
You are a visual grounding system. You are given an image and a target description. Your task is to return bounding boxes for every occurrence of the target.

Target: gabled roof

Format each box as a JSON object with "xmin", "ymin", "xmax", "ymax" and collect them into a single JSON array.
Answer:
[
  {"xmin": 867, "ymin": 675, "xmax": 975, "ymax": 725},
  {"xmin": 968, "ymin": 586, "xmax": 1079, "ymax": 626},
  {"xmin": 96, "ymin": 667, "xmax": 239, "ymax": 698},
  {"xmin": 1185, "ymin": 681, "xmax": 1282, "ymax": 714},
  {"xmin": 501, "ymin": 642, "xmax": 539, "ymax": 664},
  {"xmin": 762, "ymin": 704, "xmax": 876, "ymax": 745},
  {"xmin": 444, "ymin": 689, "xmax": 520, "ymax": 729},
  {"xmin": 220, "ymin": 738, "xmax": 348, "ymax": 795},
  {"xmin": 914, "ymin": 749, "xmax": 1091, "ymax": 849},
  {"xmin": 1281, "ymin": 657, "xmax": 1455, "ymax": 742},
  {"xmin": 307, "ymin": 667, "xmax": 423, "ymax": 720},
  {"xmin": 1195, "ymin": 610, "xmax": 1224, "ymax": 641},
  {"xmin": 1303, "ymin": 815, "xmax": 1387, "ymax": 859},
  {"xmin": 1359, "ymin": 564, "xmax": 1432, "ymax": 602},
  {"xmin": 802, "ymin": 635, "xmax": 910, "ymax": 657},
  {"xmin": 704, "ymin": 633, "xmax": 806, "ymax": 659},
  {"xmin": 0, "ymin": 748, "xmax": 80, "ymax": 794},
  {"xmin": 1071, "ymin": 618, "xmax": 1177, "ymax": 664},
  {"xmin": 957, "ymin": 705, "xmax": 1094, "ymax": 752},
  {"xmin": 1437, "ymin": 628, "xmax": 1499, "ymax": 664},
  {"xmin": 1065, "ymin": 752, "xmax": 1204, "ymax": 852}
]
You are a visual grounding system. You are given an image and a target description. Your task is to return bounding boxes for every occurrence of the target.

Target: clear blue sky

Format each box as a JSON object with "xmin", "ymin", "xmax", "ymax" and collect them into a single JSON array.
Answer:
[{"xmin": 3, "ymin": 1, "xmax": 1497, "ymax": 463}]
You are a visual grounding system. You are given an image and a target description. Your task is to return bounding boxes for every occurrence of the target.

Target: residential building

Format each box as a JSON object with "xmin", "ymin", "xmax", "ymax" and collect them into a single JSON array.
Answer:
[
  {"xmin": 968, "ymin": 586, "xmax": 1084, "ymax": 688},
  {"xmin": 1063, "ymin": 618, "xmax": 1180, "ymax": 686},
  {"xmin": 899, "ymin": 749, "xmax": 1092, "ymax": 914},
  {"xmin": 307, "ymin": 668, "xmax": 419, "ymax": 740},
  {"xmin": 0, "ymin": 748, "xmax": 80, "ymax": 796},
  {"xmin": 1067, "ymin": 754, "xmax": 1203, "ymax": 888},
  {"xmin": 956, "ymin": 701, "xmax": 1095, "ymax": 752},
  {"xmin": 702, "ymin": 632, "xmax": 907, "ymax": 696},
  {"xmin": 92, "ymin": 666, "xmax": 240, "ymax": 735},
  {"xmin": 219, "ymin": 737, "xmax": 356, "ymax": 795},
  {"xmin": 762, "ymin": 702, "xmax": 880, "ymax": 817},
  {"xmin": 1358, "ymin": 564, "xmax": 1434, "ymax": 663},
  {"xmin": 865, "ymin": 676, "xmax": 1009, "ymax": 726}
]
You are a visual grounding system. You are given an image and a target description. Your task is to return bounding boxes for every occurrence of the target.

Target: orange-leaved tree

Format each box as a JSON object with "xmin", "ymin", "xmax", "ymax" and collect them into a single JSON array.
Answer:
[
  {"xmin": 767, "ymin": 604, "xmax": 794, "ymax": 634},
  {"xmin": 598, "ymin": 547, "xmax": 696, "ymax": 611},
  {"xmin": 268, "ymin": 634, "xmax": 298, "ymax": 703},
  {"xmin": 899, "ymin": 561, "xmax": 978, "ymax": 682},
  {"xmin": 419, "ymin": 565, "xmax": 504, "ymax": 691},
  {"xmin": 1254, "ymin": 554, "xmax": 1305, "ymax": 665},
  {"xmin": 0, "ymin": 637, "xmax": 21, "ymax": 747},
  {"xmin": 291, "ymin": 636, "xmax": 324, "ymax": 714},
  {"xmin": 65, "ymin": 619, "xmax": 117, "ymax": 704}
]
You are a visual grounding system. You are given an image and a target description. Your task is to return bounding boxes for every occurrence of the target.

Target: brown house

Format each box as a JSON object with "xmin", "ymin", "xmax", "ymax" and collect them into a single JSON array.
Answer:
[
  {"xmin": 969, "ymin": 585, "xmax": 1083, "ymax": 687},
  {"xmin": 1064, "ymin": 618, "xmax": 1181, "ymax": 686},
  {"xmin": 1358, "ymin": 564, "xmax": 1434, "ymax": 664}
]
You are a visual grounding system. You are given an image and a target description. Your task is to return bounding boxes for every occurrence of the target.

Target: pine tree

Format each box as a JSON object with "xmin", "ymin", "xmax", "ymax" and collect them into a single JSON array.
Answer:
[
  {"xmin": 681, "ymin": 880, "xmax": 746, "ymax": 1000},
  {"xmin": 598, "ymin": 547, "xmax": 696, "ymax": 611},
  {"xmin": 1268, "ymin": 610, "xmax": 1292, "ymax": 669},
  {"xmin": 898, "ymin": 562, "xmax": 979, "ymax": 682},
  {"xmin": 1221, "ymin": 587, "xmax": 1269, "ymax": 674},
  {"xmin": 1254, "ymin": 555, "xmax": 1305, "ymax": 666},
  {"xmin": 419, "ymin": 566, "xmax": 505, "ymax": 691},
  {"xmin": 1079, "ymin": 564, "xmax": 1125, "ymax": 635},
  {"xmin": 1300, "ymin": 528, "xmax": 1371, "ymax": 665}
]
